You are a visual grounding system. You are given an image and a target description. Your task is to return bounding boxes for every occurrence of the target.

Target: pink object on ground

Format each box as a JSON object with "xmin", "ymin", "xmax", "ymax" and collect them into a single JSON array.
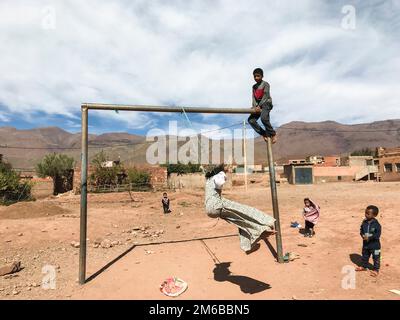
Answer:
[{"xmin": 160, "ymin": 277, "xmax": 188, "ymax": 297}]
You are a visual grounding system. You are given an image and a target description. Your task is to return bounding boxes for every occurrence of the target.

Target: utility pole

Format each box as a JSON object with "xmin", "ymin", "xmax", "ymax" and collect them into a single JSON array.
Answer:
[{"xmin": 243, "ymin": 120, "xmax": 248, "ymax": 191}]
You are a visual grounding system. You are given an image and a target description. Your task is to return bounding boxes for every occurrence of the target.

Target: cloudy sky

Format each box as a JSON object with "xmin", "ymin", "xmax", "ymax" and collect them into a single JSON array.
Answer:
[{"xmin": 0, "ymin": 0, "xmax": 399, "ymax": 137}]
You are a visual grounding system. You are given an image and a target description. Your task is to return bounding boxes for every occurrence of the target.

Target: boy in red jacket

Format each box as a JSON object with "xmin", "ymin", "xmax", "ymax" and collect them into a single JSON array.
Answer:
[{"xmin": 248, "ymin": 68, "xmax": 277, "ymax": 143}]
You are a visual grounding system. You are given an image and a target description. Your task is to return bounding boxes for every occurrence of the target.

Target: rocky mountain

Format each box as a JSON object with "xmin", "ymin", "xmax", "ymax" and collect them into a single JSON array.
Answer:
[{"xmin": 1, "ymin": 119, "xmax": 400, "ymax": 169}]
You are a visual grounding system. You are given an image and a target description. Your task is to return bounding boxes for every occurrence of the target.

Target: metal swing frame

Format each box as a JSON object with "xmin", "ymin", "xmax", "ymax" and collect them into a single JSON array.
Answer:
[{"xmin": 79, "ymin": 103, "xmax": 284, "ymax": 284}]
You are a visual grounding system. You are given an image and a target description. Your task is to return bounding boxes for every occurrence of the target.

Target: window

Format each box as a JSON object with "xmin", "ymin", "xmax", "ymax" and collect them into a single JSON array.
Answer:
[
  {"xmin": 384, "ymin": 163, "xmax": 393, "ymax": 172},
  {"xmin": 396, "ymin": 163, "xmax": 400, "ymax": 172}
]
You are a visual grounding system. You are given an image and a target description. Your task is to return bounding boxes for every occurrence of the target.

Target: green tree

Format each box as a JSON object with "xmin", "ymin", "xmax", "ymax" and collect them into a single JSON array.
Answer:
[
  {"xmin": 0, "ymin": 160, "xmax": 32, "ymax": 205},
  {"xmin": 89, "ymin": 151, "xmax": 121, "ymax": 187},
  {"xmin": 351, "ymin": 148, "xmax": 377, "ymax": 157},
  {"xmin": 126, "ymin": 167, "xmax": 151, "ymax": 191},
  {"xmin": 36, "ymin": 153, "xmax": 75, "ymax": 195},
  {"xmin": 162, "ymin": 161, "xmax": 202, "ymax": 175}
]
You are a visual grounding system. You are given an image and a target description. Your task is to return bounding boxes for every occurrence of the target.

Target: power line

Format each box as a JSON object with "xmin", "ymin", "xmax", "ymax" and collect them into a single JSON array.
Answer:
[{"xmin": 276, "ymin": 126, "xmax": 400, "ymax": 133}]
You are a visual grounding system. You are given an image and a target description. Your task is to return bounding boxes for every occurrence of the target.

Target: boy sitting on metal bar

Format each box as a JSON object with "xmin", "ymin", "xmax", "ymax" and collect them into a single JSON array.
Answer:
[{"xmin": 248, "ymin": 68, "xmax": 277, "ymax": 144}]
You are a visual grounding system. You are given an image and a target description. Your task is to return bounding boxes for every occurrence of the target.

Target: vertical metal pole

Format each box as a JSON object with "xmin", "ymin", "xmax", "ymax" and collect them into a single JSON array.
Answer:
[
  {"xmin": 79, "ymin": 107, "xmax": 88, "ymax": 284},
  {"xmin": 243, "ymin": 120, "xmax": 248, "ymax": 191},
  {"xmin": 266, "ymin": 138, "xmax": 284, "ymax": 263}
]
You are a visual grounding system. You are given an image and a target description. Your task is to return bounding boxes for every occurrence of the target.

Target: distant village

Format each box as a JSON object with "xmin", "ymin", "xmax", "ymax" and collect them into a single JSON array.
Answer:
[
  {"xmin": 1, "ymin": 146, "xmax": 400, "ymax": 200},
  {"xmin": 271, "ymin": 146, "xmax": 400, "ymax": 185}
]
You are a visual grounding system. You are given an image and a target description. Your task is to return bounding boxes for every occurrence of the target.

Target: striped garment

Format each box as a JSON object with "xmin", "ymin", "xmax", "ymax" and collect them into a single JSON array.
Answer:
[
  {"xmin": 204, "ymin": 171, "xmax": 275, "ymax": 251},
  {"xmin": 302, "ymin": 199, "xmax": 320, "ymax": 225}
]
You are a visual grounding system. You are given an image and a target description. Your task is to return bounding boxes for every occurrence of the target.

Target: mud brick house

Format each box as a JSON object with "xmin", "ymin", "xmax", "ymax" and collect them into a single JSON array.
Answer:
[
  {"xmin": 30, "ymin": 177, "xmax": 54, "ymax": 198},
  {"xmin": 321, "ymin": 156, "xmax": 340, "ymax": 167},
  {"xmin": 16, "ymin": 169, "xmax": 54, "ymax": 198},
  {"xmin": 133, "ymin": 165, "xmax": 168, "ymax": 189},
  {"xmin": 337, "ymin": 155, "xmax": 379, "ymax": 181},
  {"xmin": 284, "ymin": 163, "xmax": 314, "ymax": 184},
  {"xmin": 377, "ymin": 147, "xmax": 400, "ymax": 182},
  {"xmin": 307, "ymin": 155, "xmax": 340, "ymax": 167},
  {"xmin": 284, "ymin": 155, "xmax": 379, "ymax": 184},
  {"xmin": 340, "ymin": 155, "xmax": 374, "ymax": 167},
  {"xmin": 306, "ymin": 155, "xmax": 324, "ymax": 165},
  {"xmin": 288, "ymin": 159, "xmax": 308, "ymax": 165},
  {"xmin": 313, "ymin": 166, "xmax": 361, "ymax": 182}
]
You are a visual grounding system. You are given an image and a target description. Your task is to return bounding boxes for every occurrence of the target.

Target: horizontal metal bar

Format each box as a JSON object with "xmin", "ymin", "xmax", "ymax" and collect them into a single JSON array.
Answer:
[{"xmin": 82, "ymin": 103, "xmax": 257, "ymax": 114}]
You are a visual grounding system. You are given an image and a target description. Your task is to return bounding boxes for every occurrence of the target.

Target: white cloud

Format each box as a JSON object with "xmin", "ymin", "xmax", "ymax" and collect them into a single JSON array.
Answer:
[
  {"xmin": 0, "ymin": 0, "xmax": 399, "ymax": 130},
  {"xmin": 0, "ymin": 111, "xmax": 10, "ymax": 122}
]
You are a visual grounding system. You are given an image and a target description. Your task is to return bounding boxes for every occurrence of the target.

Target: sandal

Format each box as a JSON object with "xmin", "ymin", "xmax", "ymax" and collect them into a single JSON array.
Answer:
[
  {"xmin": 355, "ymin": 266, "xmax": 367, "ymax": 272},
  {"xmin": 370, "ymin": 270, "xmax": 379, "ymax": 277}
]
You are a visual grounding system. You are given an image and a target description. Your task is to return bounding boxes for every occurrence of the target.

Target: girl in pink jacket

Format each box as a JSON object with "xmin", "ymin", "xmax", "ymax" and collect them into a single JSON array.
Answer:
[{"xmin": 303, "ymin": 198, "xmax": 320, "ymax": 238}]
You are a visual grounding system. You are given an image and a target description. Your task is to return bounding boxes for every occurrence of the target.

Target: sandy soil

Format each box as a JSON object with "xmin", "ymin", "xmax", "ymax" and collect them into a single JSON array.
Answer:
[{"xmin": 1, "ymin": 182, "xmax": 399, "ymax": 300}]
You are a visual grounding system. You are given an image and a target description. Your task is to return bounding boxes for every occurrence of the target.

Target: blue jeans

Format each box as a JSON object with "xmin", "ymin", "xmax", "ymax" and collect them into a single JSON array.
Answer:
[
  {"xmin": 248, "ymin": 107, "xmax": 276, "ymax": 138},
  {"xmin": 362, "ymin": 247, "xmax": 380, "ymax": 271}
]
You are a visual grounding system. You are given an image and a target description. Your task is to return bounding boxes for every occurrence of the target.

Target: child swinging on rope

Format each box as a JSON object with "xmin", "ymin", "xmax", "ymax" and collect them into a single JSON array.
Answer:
[
  {"xmin": 248, "ymin": 68, "xmax": 277, "ymax": 144},
  {"xmin": 204, "ymin": 164, "xmax": 276, "ymax": 254}
]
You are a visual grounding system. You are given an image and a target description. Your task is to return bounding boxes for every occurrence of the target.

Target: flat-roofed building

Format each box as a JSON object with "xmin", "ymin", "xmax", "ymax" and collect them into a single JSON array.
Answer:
[{"xmin": 377, "ymin": 147, "xmax": 400, "ymax": 182}]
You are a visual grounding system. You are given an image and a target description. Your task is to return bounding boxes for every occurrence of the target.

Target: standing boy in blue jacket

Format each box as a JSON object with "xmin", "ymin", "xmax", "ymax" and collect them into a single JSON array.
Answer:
[{"xmin": 356, "ymin": 205, "xmax": 381, "ymax": 277}]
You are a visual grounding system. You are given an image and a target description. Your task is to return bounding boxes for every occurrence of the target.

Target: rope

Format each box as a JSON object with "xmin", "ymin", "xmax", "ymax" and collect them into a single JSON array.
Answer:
[
  {"xmin": 127, "ymin": 183, "xmax": 138, "ymax": 203},
  {"xmin": 180, "ymin": 106, "xmax": 193, "ymax": 128},
  {"xmin": 181, "ymin": 106, "xmax": 206, "ymax": 174},
  {"xmin": 206, "ymin": 216, "xmax": 220, "ymax": 230},
  {"xmin": 127, "ymin": 234, "xmax": 237, "ymax": 248},
  {"xmin": 200, "ymin": 239, "xmax": 221, "ymax": 264}
]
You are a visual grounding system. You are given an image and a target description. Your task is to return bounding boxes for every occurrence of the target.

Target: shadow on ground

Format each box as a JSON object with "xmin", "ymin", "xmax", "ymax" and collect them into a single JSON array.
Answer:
[
  {"xmin": 213, "ymin": 262, "xmax": 271, "ymax": 294},
  {"xmin": 349, "ymin": 253, "xmax": 374, "ymax": 269},
  {"xmin": 298, "ymin": 228, "xmax": 306, "ymax": 235}
]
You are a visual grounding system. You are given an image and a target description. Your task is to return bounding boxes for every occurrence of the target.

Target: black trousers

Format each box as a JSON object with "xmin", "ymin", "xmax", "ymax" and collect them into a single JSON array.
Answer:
[
  {"xmin": 362, "ymin": 247, "xmax": 381, "ymax": 271},
  {"xmin": 163, "ymin": 205, "xmax": 170, "ymax": 214},
  {"xmin": 248, "ymin": 106, "xmax": 276, "ymax": 138},
  {"xmin": 305, "ymin": 220, "xmax": 315, "ymax": 231}
]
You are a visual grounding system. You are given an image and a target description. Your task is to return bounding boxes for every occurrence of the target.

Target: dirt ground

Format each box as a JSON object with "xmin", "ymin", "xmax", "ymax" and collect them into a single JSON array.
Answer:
[{"xmin": 1, "ymin": 181, "xmax": 400, "ymax": 300}]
